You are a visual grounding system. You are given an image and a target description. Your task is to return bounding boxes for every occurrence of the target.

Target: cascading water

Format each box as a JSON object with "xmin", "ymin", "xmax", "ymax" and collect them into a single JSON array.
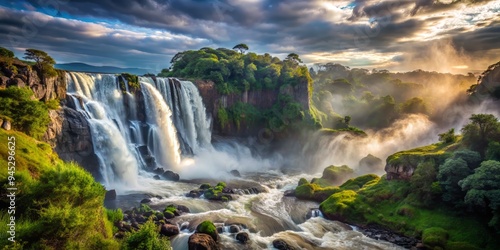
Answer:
[
  {"xmin": 65, "ymin": 72, "xmax": 212, "ymax": 187},
  {"xmin": 148, "ymin": 77, "xmax": 212, "ymax": 154},
  {"xmin": 66, "ymin": 72, "xmax": 139, "ymax": 187},
  {"xmin": 140, "ymin": 80, "xmax": 181, "ymax": 170}
]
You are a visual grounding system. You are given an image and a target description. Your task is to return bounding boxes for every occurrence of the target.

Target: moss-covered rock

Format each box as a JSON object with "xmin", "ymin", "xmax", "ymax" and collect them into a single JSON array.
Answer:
[
  {"xmin": 196, "ymin": 221, "xmax": 219, "ymax": 242},
  {"xmin": 321, "ymin": 165, "xmax": 354, "ymax": 183},
  {"xmin": 340, "ymin": 174, "xmax": 380, "ymax": 191},
  {"xmin": 295, "ymin": 183, "xmax": 340, "ymax": 201},
  {"xmin": 298, "ymin": 178, "xmax": 309, "ymax": 186}
]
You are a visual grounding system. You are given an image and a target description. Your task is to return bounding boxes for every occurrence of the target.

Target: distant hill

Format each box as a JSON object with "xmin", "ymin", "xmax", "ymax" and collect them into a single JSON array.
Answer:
[{"xmin": 55, "ymin": 62, "xmax": 151, "ymax": 75}]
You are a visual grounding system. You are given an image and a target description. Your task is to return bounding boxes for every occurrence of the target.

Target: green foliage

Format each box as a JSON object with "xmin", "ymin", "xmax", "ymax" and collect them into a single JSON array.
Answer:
[
  {"xmin": 410, "ymin": 161, "xmax": 440, "ymax": 207},
  {"xmin": 163, "ymin": 205, "xmax": 177, "ymax": 215},
  {"xmin": 233, "ymin": 43, "xmax": 249, "ymax": 54},
  {"xmin": 422, "ymin": 227, "xmax": 449, "ymax": 249},
  {"xmin": 400, "ymin": 97, "xmax": 430, "ymax": 115},
  {"xmin": 438, "ymin": 128, "xmax": 457, "ymax": 144},
  {"xmin": 45, "ymin": 99, "xmax": 60, "ymax": 110},
  {"xmin": 0, "ymin": 47, "xmax": 14, "ymax": 58},
  {"xmin": 460, "ymin": 160, "xmax": 500, "ymax": 232},
  {"xmin": 138, "ymin": 204, "xmax": 152, "ymax": 213},
  {"xmin": 437, "ymin": 158, "xmax": 470, "ymax": 206},
  {"xmin": 295, "ymin": 183, "xmax": 340, "ymax": 201},
  {"xmin": 199, "ymin": 183, "xmax": 211, "ymax": 189},
  {"xmin": 157, "ymin": 68, "xmax": 170, "ymax": 77},
  {"xmin": 340, "ymin": 174, "xmax": 380, "ymax": 191},
  {"xmin": 23, "ymin": 48, "xmax": 57, "ymax": 78},
  {"xmin": 203, "ymin": 182, "xmax": 227, "ymax": 200},
  {"xmin": 461, "ymin": 114, "xmax": 500, "ymax": 156},
  {"xmin": 196, "ymin": 221, "xmax": 218, "ymax": 242},
  {"xmin": 122, "ymin": 220, "xmax": 170, "ymax": 250},
  {"xmin": 486, "ymin": 141, "xmax": 500, "ymax": 161},
  {"xmin": 106, "ymin": 208, "xmax": 124, "ymax": 223},
  {"xmin": 0, "ymin": 87, "xmax": 51, "ymax": 139},
  {"xmin": 217, "ymin": 107, "xmax": 230, "ymax": 129}
]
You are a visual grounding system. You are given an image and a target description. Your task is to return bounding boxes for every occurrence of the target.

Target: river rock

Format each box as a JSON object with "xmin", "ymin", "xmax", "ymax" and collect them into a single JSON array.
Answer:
[
  {"xmin": 229, "ymin": 225, "xmax": 240, "ymax": 233},
  {"xmin": 105, "ymin": 189, "xmax": 117, "ymax": 200},
  {"xmin": 177, "ymin": 204, "xmax": 190, "ymax": 213},
  {"xmin": 140, "ymin": 198, "xmax": 151, "ymax": 204},
  {"xmin": 160, "ymin": 223, "xmax": 180, "ymax": 237},
  {"xmin": 284, "ymin": 190, "xmax": 295, "ymax": 197},
  {"xmin": 162, "ymin": 170, "xmax": 180, "ymax": 181},
  {"xmin": 235, "ymin": 232, "xmax": 249, "ymax": 244},
  {"xmin": 272, "ymin": 239, "xmax": 298, "ymax": 250},
  {"xmin": 188, "ymin": 233, "xmax": 219, "ymax": 250}
]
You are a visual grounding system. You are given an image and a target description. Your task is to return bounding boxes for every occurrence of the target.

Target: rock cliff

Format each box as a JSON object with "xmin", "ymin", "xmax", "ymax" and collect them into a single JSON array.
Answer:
[
  {"xmin": 470, "ymin": 61, "xmax": 500, "ymax": 100},
  {"xmin": 195, "ymin": 79, "xmax": 310, "ymax": 136}
]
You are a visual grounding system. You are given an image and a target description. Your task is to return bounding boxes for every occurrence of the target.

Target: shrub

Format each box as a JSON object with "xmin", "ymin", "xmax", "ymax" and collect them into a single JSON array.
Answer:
[
  {"xmin": 422, "ymin": 227, "xmax": 448, "ymax": 249},
  {"xmin": 106, "ymin": 208, "xmax": 124, "ymax": 223},
  {"xmin": 123, "ymin": 220, "xmax": 170, "ymax": 250},
  {"xmin": 0, "ymin": 87, "xmax": 50, "ymax": 139}
]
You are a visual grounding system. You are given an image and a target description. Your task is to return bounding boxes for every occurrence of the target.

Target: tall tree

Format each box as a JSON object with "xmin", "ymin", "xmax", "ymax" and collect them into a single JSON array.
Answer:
[
  {"xmin": 23, "ymin": 49, "xmax": 57, "ymax": 78},
  {"xmin": 285, "ymin": 53, "xmax": 302, "ymax": 64},
  {"xmin": 233, "ymin": 43, "xmax": 249, "ymax": 54},
  {"xmin": 462, "ymin": 114, "xmax": 500, "ymax": 156}
]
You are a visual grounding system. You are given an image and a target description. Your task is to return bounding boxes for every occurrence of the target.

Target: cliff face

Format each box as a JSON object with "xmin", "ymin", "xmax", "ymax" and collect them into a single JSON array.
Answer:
[
  {"xmin": 471, "ymin": 61, "xmax": 500, "ymax": 100},
  {"xmin": 195, "ymin": 79, "xmax": 310, "ymax": 136},
  {"xmin": 0, "ymin": 59, "xmax": 66, "ymax": 101}
]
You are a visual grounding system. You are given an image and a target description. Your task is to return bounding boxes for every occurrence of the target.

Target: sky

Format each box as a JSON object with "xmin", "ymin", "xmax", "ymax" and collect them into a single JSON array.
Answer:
[{"xmin": 0, "ymin": 0, "xmax": 499, "ymax": 74}]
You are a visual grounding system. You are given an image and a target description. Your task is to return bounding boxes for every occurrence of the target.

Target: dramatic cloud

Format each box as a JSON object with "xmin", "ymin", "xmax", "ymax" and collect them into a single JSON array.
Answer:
[{"xmin": 0, "ymin": 0, "xmax": 498, "ymax": 73}]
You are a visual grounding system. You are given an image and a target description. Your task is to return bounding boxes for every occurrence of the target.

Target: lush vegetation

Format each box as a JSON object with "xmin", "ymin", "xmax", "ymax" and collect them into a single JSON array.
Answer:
[
  {"xmin": 310, "ymin": 64, "xmax": 475, "ymax": 130},
  {"xmin": 0, "ymin": 87, "xmax": 52, "ymax": 139},
  {"xmin": 165, "ymin": 45, "xmax": 318, "ymax": 134},
  {"xmin": 297, "ymin": 113, "xmax": 500, "ymax": 249}
]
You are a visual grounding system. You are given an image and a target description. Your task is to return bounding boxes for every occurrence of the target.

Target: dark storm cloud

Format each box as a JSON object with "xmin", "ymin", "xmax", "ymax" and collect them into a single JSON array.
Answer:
[
  {"xmin": 0, "ymin": 7, "xmax": 212, "ymax": 71},
  {"xmin": 0, "ymin": 0, "xmax": 498, "ymax": 71},
  {"xmin": 452, "ymin": 21, "xmax": 500, "ymax": 52}
]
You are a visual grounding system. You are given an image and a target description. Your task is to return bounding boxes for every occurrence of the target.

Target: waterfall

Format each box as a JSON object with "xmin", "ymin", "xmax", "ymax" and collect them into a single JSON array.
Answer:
[
  {"xmin": 140, "ymin": 80, "xmax": 181, "ymax": 170},
  {"xmin": 66, "ymin": 72, "xmax": 139, "ymax": 187},
  {"xmin": 65, "ymin": 72, "xmax": 212, "ymax": 186},
  {"xmin": 150, "ymin": 77, "xmax": 212, "ymax": 153}
]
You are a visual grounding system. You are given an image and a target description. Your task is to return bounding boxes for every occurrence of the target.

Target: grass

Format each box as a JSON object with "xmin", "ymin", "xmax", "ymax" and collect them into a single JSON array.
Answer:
[
  {"xmin": 386, "ymin": 140, "xmax": 461, "ymax": 167},
  {"xmin": 318, "ymin": 175, "xmax": 500, "ymax": 249}
]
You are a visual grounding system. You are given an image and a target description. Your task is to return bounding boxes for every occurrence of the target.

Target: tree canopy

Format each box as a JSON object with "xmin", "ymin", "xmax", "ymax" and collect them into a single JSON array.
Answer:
[
  {"xmin": 0, "ymin": 47, "xmax": 14, "ymax": 58},
  {"xmin": 462, "ymin": 114, "xmax": 500, "ymax": 156},
  {"xmin": 23, "ymin": 48, "xmax": 57, "ymax": 78},
  {"xmin": 233, "ymin": 43, "xmax": 249, "ymax": 54}
]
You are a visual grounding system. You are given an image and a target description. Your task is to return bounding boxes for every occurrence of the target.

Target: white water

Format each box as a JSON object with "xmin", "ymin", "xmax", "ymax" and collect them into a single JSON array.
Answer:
[
  {"xmin": 140, "ymin": 81, "xmax": 181, "ymax": 170},
  {"xmin": 151, "ymin": 78, "xmax": 212, "ymax": 154},
  {"xmin": 66, "ymin": 72, "xmax": 139, "ymax": 188}
]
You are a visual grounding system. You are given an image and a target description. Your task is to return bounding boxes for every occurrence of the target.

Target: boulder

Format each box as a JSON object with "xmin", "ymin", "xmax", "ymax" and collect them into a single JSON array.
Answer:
[
  {"xmin": 1, "ymin": 120, "xmax": 11, "ymax": 131},
  {"xmin": 188, "ymin": 233, "xmax": 219, "ymax": 250},
  {"xmin": 229, "ymin": 169, "xmax": 241, "ymax": 177},
  {"xmin": 283, "ymin": 190, "xmax": 295, "ymax": 197},
  {"xmin": 196, "ymin": 221, "xmax": 219, "ymax": 242},
  {"xmin": 160, "ymin": 223, "xmax": 180, "ymax": 237},
  {"xmin": 140, "ymin": 198, "xmax": 151, "ymax": 204},
  {"xmin": 359, "ymin": 154, "xmax": 383, "ymax": 172},
  {"xmin": 235, "ymin": 232, "xmax": 249, "ymax": 244},
  {"xmin": 177, "ymin": 204, "xmax": 190, "ymax": 214},
  {"xmin": 162, "ymin": 170, "xmax": 180, "ymax": 181},
  {"xmin": 229, "ymin": 225, "xmax": 240, "ymax": 233},
  {"xmin": 105, "ymin": 190, "xmax": 117, "ymax": 200}
]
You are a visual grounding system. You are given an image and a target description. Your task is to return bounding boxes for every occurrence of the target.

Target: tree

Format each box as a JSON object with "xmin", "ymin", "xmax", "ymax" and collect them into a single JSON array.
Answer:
[
  {"xmin": 285, "ymin": 53, "xmax": 302, "ymax": 64},
  {"xmin": 233, "ymin": 43, "xmax": 249, "ymax": 54},
  {"xmin": 0, "ymin": 47, "xmax": 14, "ymax": 58},
  {"xmin": 23, "ymin": 48, "xmax": 57, "ymax": 78},
  {"xmin": 461, "ymin": 114, "xmax": 500, "ymax": 156},
  {"xmin": 438, "ymin": 128, "xmax": 457, "ymax": 144},
  {"xmin": 460, "ymin": 160, "xmax": 500, "ymax": 232},
  {"xmin": 157, "ymin": 68, "xmax": 170, "ymax": 77},
  {"xmin": 437, "ymin": 158, "xmax": 470, "ymax": 206},
  {"xmin": 410, "ymin": 161, "xmax": 440, "ymax": 207}
]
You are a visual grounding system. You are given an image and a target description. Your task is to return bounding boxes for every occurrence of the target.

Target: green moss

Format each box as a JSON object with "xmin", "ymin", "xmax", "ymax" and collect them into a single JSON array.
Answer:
[
  {"xmin": 295, "ymin": 183, "xmax": 341, "ymax": 202},
  {"xmin": 106, "ymin": 208, "xmax": 124, "ymax": 223},
  {"xmin": 137, "ymin": 204, "xmax": 152, "ymax": 213},
  {"xmin": 386, "ymin": 141, "xmax": 459, "ymax": 167},
  {"xmin": 199, "ymin": 183, "xmax": 211, "ymax": 189},
  {"xmin": 123, "ymin": 220, "xmax": 170, "ymax": 250},
  {"xmin": 321, "ymin": 165, "xmax": 354, "ymax": 182},
  {"xmin": 298, "ymin": 178, "xmax": 309, "ymax": 186},
  {"xmin": 423, "ymin": 227, "xmax": 449, "ymax": 249},
  {"xmin": 446, "ymin": 242, "xmax": 481, "ymax": 250},
  {"xmin": 196, "ymin": 221, "xmax": 218, "ymax": 242},
  {"xmin": 340, "ymin": 174, "xmax": 380, "ymax": 191},
  {"xmin": 163, "ymin": 205, "xmax": 177, "ymax": 215}
]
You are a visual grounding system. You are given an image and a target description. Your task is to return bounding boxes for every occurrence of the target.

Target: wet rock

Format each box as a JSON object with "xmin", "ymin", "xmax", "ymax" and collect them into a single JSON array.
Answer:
[
  {"xmin": 105, "ymin": 190, "xmax": 117, "ymax": 200},
  {"xmin": 162, "ymin": 170, "xmax": 180, "ymax": 181},
  {"xmin": 235, "ymin": 232, "xmax": 249, "ymax": 244},
  {"xmin": 284, "ymin": 190, "xmax": 295, "ymax": 197},
  {"xmin": 187, "ymin": 190, "xmax": 203, "ymax": 198},
  {"xmin": 177, "ymin": 204, "xmax": 190, "ymax": 214},
  {"xmin": 216, "ymin": 226, "xmax": 223, "ymax": 234},
  {"xmin": 160, "ymin": 223, "xmax": 180, "ymax": 237},
  {"xmin": 229, "ymin": 169, "xmax": 241, "ymax": 177},
  {"xmin": 272, "ymin": 239, "xmax": 298, "ymax": 250},
  {"xmin": 229, "ymin": 225, "xmax": 240, "ymax": 233},
  {"xmin": 140, "ymin": 198, "xmax": 151, "ymax": 204},
  {"xmin": 306, "ymin": 209, "xmax": 322, "ymax": 219},
  {"xmin": 188, "ymin": 233, "xmax": 219, "ymax": 250}
]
